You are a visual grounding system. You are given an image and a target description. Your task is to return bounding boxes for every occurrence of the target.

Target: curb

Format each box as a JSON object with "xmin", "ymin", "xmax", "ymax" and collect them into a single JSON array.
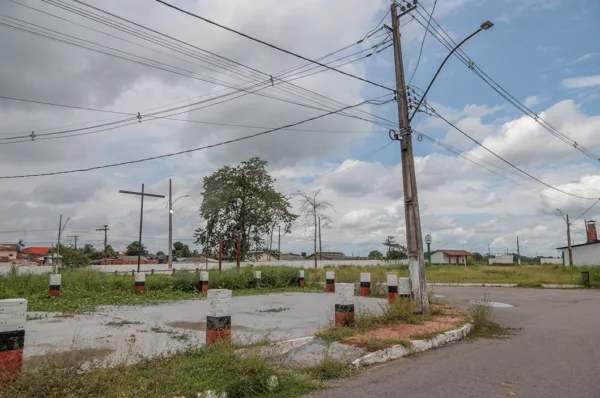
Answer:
[
  {"xmin": 351, "ymin": 323, "xmax": 472, "ymax": 367},
  {"xmin": 429, "ymin": 283, "xmax": 583, "ymax": 289}
]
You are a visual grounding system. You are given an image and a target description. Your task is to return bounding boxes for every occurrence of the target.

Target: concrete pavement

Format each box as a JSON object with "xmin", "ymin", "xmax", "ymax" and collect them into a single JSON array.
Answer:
[{"xmin": 310, "ymin": 287, "xmax": 600, "ymax": 398}]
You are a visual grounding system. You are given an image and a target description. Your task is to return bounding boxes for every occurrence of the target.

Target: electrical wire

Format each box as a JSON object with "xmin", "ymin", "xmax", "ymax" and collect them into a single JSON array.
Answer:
[
  {"xmin": 154, "ymin": 0, "xmax": 396, "ymax": 93},
  {"xmin": 407, "ymin": 0, "xmax": 437, "ymax": 85},
  {"xmin": 410, "ymin": 9, "xmax": 600, "ymax": 163},
  {"xmin": 572, "ymin": 199, "xmax": 600, "ymax": 223},
  {"xmin": 0, "ymin": 95, "xmax": 393, "ymax": 179}
]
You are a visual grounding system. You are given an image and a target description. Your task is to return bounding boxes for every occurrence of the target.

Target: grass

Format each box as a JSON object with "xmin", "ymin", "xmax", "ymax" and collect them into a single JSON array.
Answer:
[
  {"xmin": 362, "ymin": 337, "xmax": 412, "ymax": 352},
  {"xmin": 146, "ymin": 326, "xmax": 191, "ymax": 342},
  {"xmin": 105, "ymin": 320, "xmax": 142, "ymax": 327},
  {"xmin": 468, "ymin": 294, "xmax": 519, "ymax": 339},
  {"xmin": 2, "ymin": 341, "xmax": 322, "ymax": 398}
]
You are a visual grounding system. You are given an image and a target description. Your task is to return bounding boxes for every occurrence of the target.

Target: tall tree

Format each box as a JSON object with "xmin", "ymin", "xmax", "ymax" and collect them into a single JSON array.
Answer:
[
  {"xmin": 126, "ymin": 241, "xmax": 148, "ymax": 256},
  {"xmin": 368, "ymin": 250, "xmax": 383, "ymax": 259},
  {"xmin": 173, "ymin": 241, "xmax": 191, "ymax": 258},
  {"xmin": 295, "ymin": 190, "xmax": 333, "ymax": 268},
  {"xmin": 383, "ymin": 236, "xmax": 397, "ymax": 258},
  {"xmin": 194, "ymin": 157, "xmax": 297, "ymax": 260}
]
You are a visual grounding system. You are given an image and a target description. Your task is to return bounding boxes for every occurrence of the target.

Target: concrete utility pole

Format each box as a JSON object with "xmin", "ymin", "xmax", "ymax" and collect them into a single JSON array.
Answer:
[
  {"xmin": 390, "ymin": 3, "xmax": 428, "ymax": 313},
  {"xmin": 96, "ymin": 225, "xmax": 109, "ymax": 258},
  {"xmin": 168, "ymin": 178, "xmax": 173, "ymax": 269},
  {"xmin": 557, "ymin": 209, "xmax": 573, "ymax": 267},
  {"xmin": 55, "ymin": 214, "xmax": 70, "ymax": 273},
  {"xmin": 278, "ymin": 225, "xmax": 281, "ymax": 264},
  {"xmin": 67, "ymin": 235, "xmax": 79, "ymax": 250},
  {"xmin": 119, "ymin": 184, "xmax": 165, "ymax": 273},
  {"xmin": 517, "ymin": 236, "xmax": 521, "ymax": 265}
]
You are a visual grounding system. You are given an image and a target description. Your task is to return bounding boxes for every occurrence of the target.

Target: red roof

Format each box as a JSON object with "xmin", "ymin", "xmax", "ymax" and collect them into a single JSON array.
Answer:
[
  {"xmin": 435, "ymin": 249, "xmax": 473, "ymax": 256},
  {"xmin": 23, "ymin": 247, "xmax": 52, "ymax": 255}
]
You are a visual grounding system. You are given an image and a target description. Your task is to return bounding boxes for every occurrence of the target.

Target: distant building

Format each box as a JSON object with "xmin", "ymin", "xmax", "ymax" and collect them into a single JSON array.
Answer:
[
  {"xmin": 489, "ymin": 255, "xmax": 514, "ymax": 265},
  {"xmin": 430, "ymin": 249, "xmax": 472, "ymax": 265},
  {"xmin": 306, "ymin": 252, "xmax": 347, "ymax": 261},
  {"xmin": 558, "ymin": 220, "xmax": 600, "ymax": 266},
  {"xmin": 0, "ymin": 244, "xmax": 19, "ymax": 263},
  {"xmin": 280, "ymin": 252, "xmax": 304, "ymax": 261},
  {"xmin": 22, "ymin": 247, "xmax": 52, "ymax": 263}
]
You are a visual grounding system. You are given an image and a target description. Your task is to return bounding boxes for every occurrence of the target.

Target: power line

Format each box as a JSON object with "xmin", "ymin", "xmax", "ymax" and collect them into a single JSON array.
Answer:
[
  {"xmin": 407, "ymin": 0, "xmax": 437, "ymax": 85},
  {"xmin": 0, "ymin": 96, "xmax": 393, "ymax": 179},
  {"xmin": 410, "ymin": 9, "xmax": 600, "ymax": 163},
  {"xmin": 572, "ymin": 199, "xmax": 600, "ymax": 223},
  {"xmin": 154, "ymin": 0, "xmax": 396, "ymax": 93}
]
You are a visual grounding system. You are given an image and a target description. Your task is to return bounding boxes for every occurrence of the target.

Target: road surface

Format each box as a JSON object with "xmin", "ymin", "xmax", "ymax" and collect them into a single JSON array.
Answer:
[{"xmin": 310, "ymin": 287, "xmax": 600, "ymax": 398}]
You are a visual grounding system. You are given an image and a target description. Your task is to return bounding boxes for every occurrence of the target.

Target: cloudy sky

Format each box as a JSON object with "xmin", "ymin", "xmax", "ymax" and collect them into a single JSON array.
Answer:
[{"xmin": 0, "ymin": 0, "xmax": 599, "ymax": 258}]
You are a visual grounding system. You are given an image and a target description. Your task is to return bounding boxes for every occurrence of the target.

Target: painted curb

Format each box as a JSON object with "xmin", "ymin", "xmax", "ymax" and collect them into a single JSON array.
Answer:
[
  {"xmin": 351, "ymin": 323, "xmax": 472, "ymax": 367},
  {"xmin": 235, "ymin": 336, "xmax": 315, "ymax": 358},
  {"xmin": 429, "ymin": 283, "xmax": 584, "ymax": 289}
]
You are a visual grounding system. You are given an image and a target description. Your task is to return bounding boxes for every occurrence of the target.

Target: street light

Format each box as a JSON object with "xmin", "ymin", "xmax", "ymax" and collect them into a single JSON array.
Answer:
[
  {"xmin": 557, "ymin": 209, "xmax": 573, "ymax": 267},
  {"xmin": 409, "ymin": 20, "xmax": 494, "ymax": 123},
  {"xmin": 170, "ymin": 195, "xmax": 189, "ymax": 214},
  {"xmin": 168, "ymin": 192, "xmax": 189, "ymax": 268}
]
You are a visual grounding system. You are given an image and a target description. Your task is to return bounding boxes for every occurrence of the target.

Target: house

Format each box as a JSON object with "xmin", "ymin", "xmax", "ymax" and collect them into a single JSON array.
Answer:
[
  {"xmin": 430, "ymin": 249, "xmax": 472, "ymax": 265},
  {"xmin": 0, "ymin": 244, "xmax": 19, "ymax": 263},
  {"xmin": 489, "ymin": 255, "xmax": 514, "ymax": 265},
  {"xmin": 279, "ymin": 253, "xmax": 304, "ymax": 261},
  {"xmin": 557, "ymin": 220, "xmax": 600, "ymax": 266},
  {"xmin": 306, "ymin": 252, "xmax": 347, "ymax": 261},
  {"xmin": 22, "ymin": 247, "xmax": 52, "ymax": 263}
]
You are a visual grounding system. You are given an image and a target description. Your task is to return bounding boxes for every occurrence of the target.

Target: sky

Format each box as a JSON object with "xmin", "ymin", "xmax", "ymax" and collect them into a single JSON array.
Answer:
[{"xmin": 0, "ymin": 0, "xmax": 599, "ymax": 258}]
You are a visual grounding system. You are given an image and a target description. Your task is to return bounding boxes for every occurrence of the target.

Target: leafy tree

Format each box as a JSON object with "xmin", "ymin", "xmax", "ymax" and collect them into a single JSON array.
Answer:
[
  {"xmin": 173, "ymin": 241, "xmax": 191, "ymax": 258},
  {"xmin": 194, "ymin": 157, "xmax": 297, "ymax": 260},
  {"xmin": 105, "ymin": 245, "xmax": 117, "ymax": 258},
  {"xmin": 295, "ymin": 189, "xmax": 333, "ymax": 268},
  {"xmin": 126, "ymin": 241, "xmax": 148, "ymax": 256},
  {"xmin": 472, "ymin": 252, "xmax": 484, "ymax": 261},
  {"xmin": 156, "ymin": 251, "xmax": 165, "ymax": 256},
  {"xmin": 60, "ymin": 247, "xmax": 90, "ymax": 268},
  {"xmin": 368, "ymin": 250, "xmax": 383, "ymax": 259},
  {"xmin": 383, "ymin": 236, "xmax": 397, "ymax": 258},
  {"xmin": 382, "ymin": 236, "xmax": 407, "ymax": 260},
  {"xmin": 17, "ymin": 239, "xmax": 24, "ymax": 253},
  {"xmin": 191, "ymin": 249, "xmax": 199, "ymax": 257}
]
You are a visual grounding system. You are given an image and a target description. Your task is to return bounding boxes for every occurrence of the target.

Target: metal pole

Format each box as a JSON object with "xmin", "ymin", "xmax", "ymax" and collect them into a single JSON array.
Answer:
[
  {"xmin": 517, "ymin": 236, "xmax": 521, "ymax": 265},
  {"xmin": 168, "ymin": 178, "xmax": 173, "ymax": 269},
  {"xmin": 55, "ymin": 214, "xmax": 62, "ymax": 273},
  {"xmin": 318, "ymin": 215, "xmax": 322, "ymax": 267},
  {"xmin": 427, "ymin": 242, "xmax": 431, "ymax": 263},
  {"xmin": 391, "ymin": 3, "xmax": 428, "ymax": 313},
  {"xmin": 137, "ymin": 184, "xmax": 145, "ymax": 273},
  {"xmin": 567, "ymin": 214, "xmax": 573, "ymax": 267},
  {"xmin": 236, "ymin": 234, "xmax": 241, "ymax": 268}
]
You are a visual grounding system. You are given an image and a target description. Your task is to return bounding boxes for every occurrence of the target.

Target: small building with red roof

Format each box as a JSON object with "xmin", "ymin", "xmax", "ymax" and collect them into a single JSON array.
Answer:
[
  {"xmin": 430, "ymin": 249, "xmax": 472, "ymax": 265},
  {"xmin": 22, "ymin": 247, "xmax": 52, "ymax": 262}
]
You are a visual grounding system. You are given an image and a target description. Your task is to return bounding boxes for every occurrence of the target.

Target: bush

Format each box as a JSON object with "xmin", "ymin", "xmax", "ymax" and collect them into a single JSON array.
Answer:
[
  {"xmin": 60, "ymin": 247, "xmax": 90, "ymax": 269},
  {"xmin": 171, "ymin": 272, "xmax": 200, "ymax": 292}
]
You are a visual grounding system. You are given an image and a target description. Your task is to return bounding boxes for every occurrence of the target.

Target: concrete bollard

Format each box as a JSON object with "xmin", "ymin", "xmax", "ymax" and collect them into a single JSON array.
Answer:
[
  {"xmin": 359, "ymin": 273, "xmax": 371, "ymax": 296},
  {"xmin": 0, "ymin": 298, "xmax": 27, "ymax": 383},
  {"xmin": 398, "ymin": 277, "xmax": 411, "ymax": 299},
  {"xmin": 199, "ymin": 271, "xmax": 209, "ymax": 293},
  {"xmin": 135, "ymin": 272, "xmax": 145, "ymax": 293},
  {"xmin": 387, "ymin": 274, "xmax": 398, "ymax": 304},
  {"xmin": 49, "ymin": 273, "xmax": 61, "ymax": 297},
  {"xmin": 326, "ymin": 271, "xmax": 335, "ymax": 293},
  {"xmin": 206, "ymin": 289, "xmax": 232, "ymax": 347},
  {"xmin": 297, "ymin": 270, "xmax": 305, "ymax": 287},
  {"xmin": 254, "ymin": 271, "xmax": 262, "ymax": 289},
  {"xmin": 334, "ymin": 283, "xmax": 355, "ymax": 327}
]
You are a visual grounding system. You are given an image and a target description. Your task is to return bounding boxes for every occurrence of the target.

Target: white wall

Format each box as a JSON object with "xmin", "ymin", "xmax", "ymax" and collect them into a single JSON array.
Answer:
[
  {"xmin": 561, "ymin": 244, "xmax": 600, "ymax": 266},
  {"xmin": 489, "ymin": 255, "xmax": 513, "ymax": 265},
  {"xmin": 539, "ymin": 257, "xmax": 563, "ymax": 265},
  {"xmin": 430, "ymin": 251, "xmax": 446, "ymax": 264}
]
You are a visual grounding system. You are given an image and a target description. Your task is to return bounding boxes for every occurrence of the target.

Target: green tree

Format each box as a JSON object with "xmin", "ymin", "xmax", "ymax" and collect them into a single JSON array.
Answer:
[
  {"xmin": 126, "ymin": 241, "xmax": 148, "ymax": 256},
  {"xmin": 173, "ymin": 241, "xmax": 191, "ymax": 258},
  {"xmin": 105, "ymin": 245, "xmax": 117, "ymax": 258},
  {"xmin": 60, "ymin": 247, "xmax": 90, "ymax": 268},
  {"xmin": 368, "ymin": 250, "xmax": 383, "ymax": 259},
  {"xmin": 156, "ymin": 251, "xmax": 165, "ymax": 256},
  {"xmin": 194, "ymin": 157, "xmax": 297, "ymax": 260},
  {"xmin": 382, "ymin": 236, "xmax": 407, "ymax": 260}
]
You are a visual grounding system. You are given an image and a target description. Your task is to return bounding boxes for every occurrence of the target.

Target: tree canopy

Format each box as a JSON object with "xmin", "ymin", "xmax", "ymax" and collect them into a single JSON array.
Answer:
[
  {"xmin": 126, "ymin": 241, "xmax": 148, "ymax": 256},
  {"xmin": 173, "ymin": 241, "xmax": 191, "ymax": 258},
  {"xmin": 368, "ymin": 250, "xmax": 383, "ymax": 259},
  {"xmin": 382, "ymin": 236, "xmax": 408, "ymax": 260},
  {"xmin": 194, "ymin": 157, "xmax": 297, "ymax": 260}
]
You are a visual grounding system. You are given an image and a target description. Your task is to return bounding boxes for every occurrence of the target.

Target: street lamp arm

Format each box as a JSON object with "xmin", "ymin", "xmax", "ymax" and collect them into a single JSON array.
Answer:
[
  {"xmin": 408, "ymin": 21, "xmax": 493, "ymax": 124},
  {"xmin": 171, "ymin": 194, "xmax": 189, "ymax": 207}
]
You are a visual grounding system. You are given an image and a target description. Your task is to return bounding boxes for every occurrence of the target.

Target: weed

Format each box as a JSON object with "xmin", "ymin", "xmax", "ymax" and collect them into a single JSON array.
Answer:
[
  {"xmin": 257, "ymin": 307, "xmax": 290, "ymax": 313},
  {"xmin": 148, "ymin": 326, "xmax": 190, "ymax": 342},
  {"xmin": 468, "ymin": 294, "xmax": 518, "ymax": 339},
  {"xmin": 105, "ymin": 320, "xmax": 142, "ymax": 327},
  {"xmin": 362, "ymin": 337, "xmax": 412, "ymax": 352},
  {"xmin": 25, "ymin": 313, "xmax": 45, "ymax": 321}
]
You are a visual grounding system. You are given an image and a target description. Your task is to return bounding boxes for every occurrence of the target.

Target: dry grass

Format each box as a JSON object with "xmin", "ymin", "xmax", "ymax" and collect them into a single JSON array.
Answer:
[{"xmin": 468, "ymin": 294, "xmax": 519, "ymax": 339}]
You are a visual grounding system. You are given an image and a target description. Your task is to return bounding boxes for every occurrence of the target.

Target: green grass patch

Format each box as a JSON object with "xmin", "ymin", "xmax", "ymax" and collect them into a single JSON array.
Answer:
[
  {"xmin": 362, "ymin": 337, "xmax": 412, "ymax": 352},
  {"xmin": 4, "ymin": 342, "xmax": 320, "ymax": 398},
  {"xmin": 468, "ymin": 295, "xmax": 520, "ymax": 340}
]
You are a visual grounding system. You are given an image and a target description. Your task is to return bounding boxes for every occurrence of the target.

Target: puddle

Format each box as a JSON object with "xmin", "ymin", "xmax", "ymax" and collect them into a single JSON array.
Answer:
[
  {"xmin": 469, "ymin": 300, "xmax": 514, "ymax": 308},
  {"xmin": 167, "ymin": 321, "xmax": 253, "ymax": 331}
]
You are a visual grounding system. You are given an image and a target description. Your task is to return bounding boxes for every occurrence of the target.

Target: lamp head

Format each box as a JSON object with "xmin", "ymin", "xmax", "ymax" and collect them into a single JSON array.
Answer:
[{"xmin": 480, "ymin": 20, "xmax": 494, "ymax": 30}]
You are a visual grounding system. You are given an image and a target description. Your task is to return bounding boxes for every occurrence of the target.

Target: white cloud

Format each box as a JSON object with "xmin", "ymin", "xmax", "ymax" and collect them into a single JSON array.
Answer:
[
  {"xmin": 568, "ymin": 53, "xmax": 597, "ymax": 65},
  {"xmin": 523, "ymin": 95, "xmax": 540, "ymax": 107},
  {"xmin": 562, "ymin": 75, "xmax": 600, "ymax": 89}
]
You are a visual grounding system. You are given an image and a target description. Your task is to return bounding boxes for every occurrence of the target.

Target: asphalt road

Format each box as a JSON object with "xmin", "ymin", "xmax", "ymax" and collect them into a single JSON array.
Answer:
[{"xmin": 310, "ymin": 287, "xmax": 600, "ymax": 398}]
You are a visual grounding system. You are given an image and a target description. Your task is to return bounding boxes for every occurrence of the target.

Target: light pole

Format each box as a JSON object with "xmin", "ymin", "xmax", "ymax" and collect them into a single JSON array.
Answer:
[{"xmin": 168, "ymin": 183, "xmax": 189, "ymax": 269}]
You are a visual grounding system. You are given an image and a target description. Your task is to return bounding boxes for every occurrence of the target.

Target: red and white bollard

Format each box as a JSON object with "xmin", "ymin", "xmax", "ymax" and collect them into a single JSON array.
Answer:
[
  {"xmin": 359, "ymin": 272, "xmax": 371, "ymax": 296},
  {"xmin": 298, "ymin": 270, "xmax": 305, "ymax": 287},
  {"xmin": 387, "ymin": 274, "xmax": 398, "ymax": 304},
  {"xmin": 135, "ymin": 272, "xmax": 145, "ymax": 293},
  {"xmin": 199, "ymin": 271, "xmax": 209, "ymax": 293},
  {"xmin": 254, "ymin": 271, "xmax": 261, "ymax": 289},
  {"xmin": 49, "ymin": 273, "xmax": 61, "ymax": 297},
  {"xmin": 398, "ymin": 277, "xmax": 411, "ymax": 299},
  {"xmin": 206, "ymin": 289, "xmax": 232, "ymax": 348},
  {"xmin": 326, "ymin": 271, "xmax": 335, "ymax": 293},
  {"xmin": 0, "ymin": 298, "xmax": 27, "ymax": 384},
  {"xmin": 334, "ymin": 283, "xmax": 355, "ymax": 327}
]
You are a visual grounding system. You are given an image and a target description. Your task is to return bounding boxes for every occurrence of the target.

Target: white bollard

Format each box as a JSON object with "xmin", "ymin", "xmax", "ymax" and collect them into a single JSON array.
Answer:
[
  {"xmin": 254, "ymin": 271, "xmax": 262, "ymax": 288},
  {"xmin": 398, "ymin": 277, "xmax": 411, "ymax": 298},
  {"xmin": 387, "ymin": 274, "xmax": 398, "ymax": 303},
  {"xmin": 0, "ymin": 298, "xmax": 27, "ymax": 383},
  {"xmin": 334, "ymin": 283, "xmax": 355, "ymax": 327},
  {"xmin": 49, "ymin": 273, "xmax": 62, "ymax": 297},
  {"xmin": 206, "ymin": 289, "xmax": 232, "ymax": 347}
]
